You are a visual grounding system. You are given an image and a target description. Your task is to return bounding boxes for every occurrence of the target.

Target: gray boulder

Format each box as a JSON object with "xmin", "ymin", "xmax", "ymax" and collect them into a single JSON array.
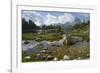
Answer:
[{"xmin": 67, "ymin": 36, "xmax": 83, "ymax": 45}]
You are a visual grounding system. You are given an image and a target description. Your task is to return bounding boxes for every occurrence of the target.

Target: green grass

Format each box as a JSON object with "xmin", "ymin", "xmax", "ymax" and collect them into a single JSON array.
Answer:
[
  {"xmin": 22, "ymin": 32, "xmax": 62, "ymax": 41},
  {"xmin": 49, "ymin": 44, "xmax": 90, "ymax": 60},
  {"xmin": 22, "ymin": 52, "xmax": 38, "ymax": 62},
  {"xmin": 68, "ymin": 27, "xmax": 89, "ymax": 41}
]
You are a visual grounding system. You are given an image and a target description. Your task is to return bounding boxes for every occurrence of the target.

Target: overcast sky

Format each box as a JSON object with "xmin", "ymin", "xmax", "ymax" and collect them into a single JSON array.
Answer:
[{"xmin": 22, "ymin": 10, "xmax": 90, "ymax": 26}]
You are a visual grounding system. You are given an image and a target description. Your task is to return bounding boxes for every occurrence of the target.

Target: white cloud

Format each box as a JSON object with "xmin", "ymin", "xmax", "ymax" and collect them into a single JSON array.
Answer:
[
  {"xmin": 22, "ymin": 11, "xmax": 75, "ymax": 26},
  {"xmin": 43, "ymin": 13, "xmax": 75, "ymax": 25},
  {"xmin": 44, "ymin": 13, "xmax": 58, "ymax": 25},
  {"xmin": 58, "ymin": 13, "xmax": 75, "ymax": 24},
  {"xmin": 22, "ymin": 11, "xmax": 43, "ymax": 26},
  {"xmin": 22, "ymin": 11, "xmax": 36, "ymax": 21}
]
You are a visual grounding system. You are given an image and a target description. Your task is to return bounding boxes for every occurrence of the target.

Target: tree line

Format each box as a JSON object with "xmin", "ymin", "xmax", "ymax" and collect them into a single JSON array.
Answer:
[{"xmin": 22, "ymin": 18, "xmax": 62, "ymax": 33}]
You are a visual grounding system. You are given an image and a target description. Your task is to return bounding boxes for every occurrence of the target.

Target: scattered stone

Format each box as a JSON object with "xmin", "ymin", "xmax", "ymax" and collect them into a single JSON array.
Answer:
[
  {"xmin": 47, "ymin": 55, "xmax": 54, "ymax": 60},
  {"xmin": 36, "ymin": 53, "xmax": 41, "ymax": 56},
  {"xmin": 40, "ymin": 50, "xmax": 47, "ymax": 53},
  {"xmin": 63, "ymin": 55, "xmax": 70, "ymax": 60},
  {"xmin": 42, "ymin": 55, "xmax": 47, "ymax": 60},
  {"xmin": 53, "ymin": 57, "xmax": 58, "ymax": 61},
  {"xmin": 86, "ymin": 54, "xmax": 90, "ymax": 57},
  {"xmin": 24, "ymin": 56, "xmax": 31, "ymax": 59},
  {"xmin": 73, "ymin": 59, "xmax": 77, "ymax": 60},
  {"xmin": 36, "ymin": 54, "xmax": 47, "ymax": 60},
  {"xmin": 24, "ymin": 41, "xmax": 30, "ymax": 44},
  {"xmin": 67, "ymin": 36, "xmax": 83, "ymax": 45},
  {"xmin": 60, "ymin": 60, "xmax": 63, "ymax": 61},
  {"xmin": 77, "ymin": 57, "xmax": 81, "ymax": 60}
]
